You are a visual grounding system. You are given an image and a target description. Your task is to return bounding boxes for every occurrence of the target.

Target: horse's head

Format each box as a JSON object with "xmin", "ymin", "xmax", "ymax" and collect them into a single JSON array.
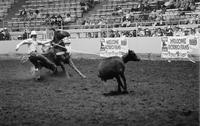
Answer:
[{"xmin": 49, "ymin": 28, "xmax": 71, "ymax": 43}]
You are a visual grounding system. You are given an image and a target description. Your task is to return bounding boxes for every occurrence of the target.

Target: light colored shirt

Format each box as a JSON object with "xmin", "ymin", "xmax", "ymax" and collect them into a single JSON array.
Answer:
[{"xmin": 16, "ymin": 38, "xmax": 45, "ymax": 54}]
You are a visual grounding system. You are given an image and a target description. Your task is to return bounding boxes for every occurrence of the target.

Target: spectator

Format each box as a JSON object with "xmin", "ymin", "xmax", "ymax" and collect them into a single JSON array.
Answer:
[
  {"xmin": 97, "ymin": 18, "xmax": 106, "ymax": 28},
  {"xmin": 27, "ymin": 10, "xmax": 34, "ymax": 21},
  {"xmin": 89, "ymin": 20, "xmax": 95, "ymax": 28},
  {"xmin": 22, "ymin": 29, "xmax": 30, "ymax": 40},
  {"xmin": 0, "ymin": 29, "xmax": 4, "ymax": 40},
  {"xmin": 156, "ymin": 0, "xmax": 165, "ymax": 10},
  {"xmin": 132, "ymin": 30, "xmax": 137, "ymax": 37},
  {"xmin": 125, "ymin": 10, "xmax": 131, "ymax": 21},
  {"xmin": 56, "ymin": 14, "xmax": 63, "ymax": 28},
  {"xmin": 183, "ymin": 29, "xmax": 189, "ymax": 36},
  {"xmin": 112, "ymin": 6, "xmax": 123, "ymax": 16},
  {"xmin": 115, "ymin": 30, "xmax": 121, "ymax": 37},
  {"xmin": 94, "ymin": 0, "xmax": 99, "ymax": 4},
  {"xmin": 44, "ymin": 13, "xmax": 50, "ymax": 25},
  {"xmin": 64, "ymin": 13, "xmax": 72, "ymax": 25},
  {"xmin": 154, "ymin": 14, "xmax": 165, "ymax": 26},
  {"xmin": 189, "ymin": 14, "xmax": 197, "ymax": 24},
  {"xmin": 33, "ymin": 10, "xmax": 38, "ymax": 19},
  {"xmin": 138, "ymin": 0, "xmax": 144, "ymax": 11},
  {"xmin": 84, "ymin": 20, "xmax": 90, "ymax": 29},
  {"xmin": 20, "ymin": 8, "xmax": 27, "ymax": 21},
  {"xmin": 86, "ymin": 0, "xmax": 94, "ymax": 9},
  {"xmin": 189, "ymin": 0, "xmax": 196, "ymax": 10},
  {"xmin": 190, "ymin": 28, "xmax": 196, "ymax": 35},
  {"xmin": 149, "ymin": 9, "xmax": 157, "ymax": 21},
  {"xmin": 165, "ymin": 0, "xmax": 175, "ymax": 9},
  {"xmin": 195, "ymin": 28, "xmax": 200, "ymax": 36},
  {"xmin": 144, "ymin": 28, "xmax": 151, "ymax": 37},
  {"xmin": 80, "ymin": 1, "xmax": 89, "ymax": 12},
  {"xmin": 137, "ymin": 28, "xmax": 145, "ymax": 37},
  {"xmin": 2, "ymin": 28, "xmax": 11, "ymax": 40},
  {"xmin": 121, "ymin": 19, "xmax": 131, "ymax": 27},
  {"xmin": 109, "ymin": 29, "xmax": 115, "ymax": 38},
  {"xmin": 50, "ymin": 15, "xmax": 57, "ymax": 26},
  {"xmin": 143, "ymin": 1, "xmax": 151, "ymax": 12},
  {"xmin": 166, "ymin": 27, "xmax": 174, "ymax": 36},
  {"xmin": 101, "ymin": 31, "xmax": 107, "ymax": 38},
  {"xmin": 155, "ymin": 28, "xmax": 163, "ymax": 36},
  {"xmin": 35, "ymin": 9, "xmax": 41, "ymax": 19},
  {"xmin": 175, "ymin": 0, "xmax": 181, "ymax": 9},
  {"xmin": 174, "ymin": 27, "xmax": 184, "ymax": 36}
]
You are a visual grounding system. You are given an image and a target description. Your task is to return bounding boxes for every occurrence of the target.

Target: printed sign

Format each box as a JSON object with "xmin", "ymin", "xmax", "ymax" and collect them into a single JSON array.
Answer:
[
  {"xmin": 100, "ymin": 37, "xmax": 128, "ymax": 57},
  {"xmin": 161, "ymin": 36, "xmax": 199, "ymax": 59}
]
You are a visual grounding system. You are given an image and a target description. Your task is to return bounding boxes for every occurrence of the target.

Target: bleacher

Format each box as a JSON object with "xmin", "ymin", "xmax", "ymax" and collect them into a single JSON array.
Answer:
[
  {"xmin": 6, "ymin": 0, "xmax": 84, "ymax": 31},
  {"xmin": 0, "ymin": 0, "xmax": 15, "ymax": 20},
  {"xmin": 82, "ymin": 0, "xmax": 200, "ymax": 29},
  {"xmin": 1, "ymin": 0, "xmax": 200, "ymax": 32}
]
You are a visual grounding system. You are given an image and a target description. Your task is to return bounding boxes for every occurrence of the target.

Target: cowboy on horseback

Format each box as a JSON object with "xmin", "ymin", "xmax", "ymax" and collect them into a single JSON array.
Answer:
[
  {"xmin": 46, "ymin": 28, "xmax": 86, "ymax": 79},
  {"xmin": 16, "ymin": 30, "xmax": 57, "ymax": 74}
]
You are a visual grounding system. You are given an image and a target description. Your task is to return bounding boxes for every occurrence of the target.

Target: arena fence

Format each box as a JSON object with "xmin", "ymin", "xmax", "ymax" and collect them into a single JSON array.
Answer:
[{"xmin": 0, "ymin": 37, "xmax": 199, "ymax": 61}]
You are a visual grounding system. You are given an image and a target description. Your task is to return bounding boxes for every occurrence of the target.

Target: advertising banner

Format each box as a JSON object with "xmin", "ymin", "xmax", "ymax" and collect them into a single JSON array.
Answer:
[
  {"xmin": 100, "ymin": 37, "xmax": 128, "ymax": 57},
  {"xmin": 161, "ymin": 36, "xmax": 199, "ymax": 59}
]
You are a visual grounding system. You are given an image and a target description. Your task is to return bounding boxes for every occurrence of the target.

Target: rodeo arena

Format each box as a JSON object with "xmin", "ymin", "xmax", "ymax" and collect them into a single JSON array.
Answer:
[{"xmin": 0, "ymin": 0, "xmax": 200, "ymax": 125}]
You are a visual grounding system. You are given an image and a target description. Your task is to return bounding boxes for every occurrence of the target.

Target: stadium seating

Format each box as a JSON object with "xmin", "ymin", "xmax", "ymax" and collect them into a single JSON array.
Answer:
[
  {"xmin": 6, "ymin": 0, "xmax": 84, "ymax": 31},
  {"xmin": 0, "ymin": 0, "xmax": 15, "ymax": 20},
  {"xmin": 2, "ymin": 0, "xmax": 200, "ymax": 32}
]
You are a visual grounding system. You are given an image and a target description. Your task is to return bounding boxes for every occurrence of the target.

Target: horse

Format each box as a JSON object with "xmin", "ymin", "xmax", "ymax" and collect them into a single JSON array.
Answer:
[
  {"xmin": 98, "ymin": 50, "xmax": 140, "ymax": 93},
  {"xmin": 44, "ymin": 28, "xmax": 86, "ymax": 79}
]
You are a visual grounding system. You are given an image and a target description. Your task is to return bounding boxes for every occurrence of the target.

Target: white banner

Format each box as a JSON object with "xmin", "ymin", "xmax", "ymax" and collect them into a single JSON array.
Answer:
[
  {"xmin": 161, "ymin": 36, "xmax": 199, "ymax": 59},
  {"xmin": 100, "ymin": 37, "xmax": 128, "ymax": 57}
]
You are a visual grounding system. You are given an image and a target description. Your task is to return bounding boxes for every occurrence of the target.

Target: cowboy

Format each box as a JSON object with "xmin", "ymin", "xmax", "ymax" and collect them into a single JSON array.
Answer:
[
  {"xmin": 52, "ymin": 36, "xmax": 72, "ymax": 63},
  {"xmin": 16, "ymin": 30, "xmax": 57, "ymax": 74}
]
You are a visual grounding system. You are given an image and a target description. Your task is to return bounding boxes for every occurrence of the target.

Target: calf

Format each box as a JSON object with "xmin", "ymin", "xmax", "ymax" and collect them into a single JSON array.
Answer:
[{"xmin": 98, "ymin": 50, "xmax": 140, "ymax": 93}]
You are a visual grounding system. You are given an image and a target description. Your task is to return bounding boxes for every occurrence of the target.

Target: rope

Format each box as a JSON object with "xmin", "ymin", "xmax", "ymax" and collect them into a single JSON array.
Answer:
[
  {"xmin": 187, "ymin": 57, "xmax": 196, "ymax": 63},
  {"xmin": 71, "ymin": 49, "xmax": 100, "ymax": 56},
  {"xmin": 52, "ymin": 43, "xmax": 100, "ymax": 56}
]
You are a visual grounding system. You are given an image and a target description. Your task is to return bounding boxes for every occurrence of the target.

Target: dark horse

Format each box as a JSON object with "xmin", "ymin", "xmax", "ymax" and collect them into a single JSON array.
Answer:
[{"xmin": 43, "ymin": 28, "xmax": 86, "ymax": 78}]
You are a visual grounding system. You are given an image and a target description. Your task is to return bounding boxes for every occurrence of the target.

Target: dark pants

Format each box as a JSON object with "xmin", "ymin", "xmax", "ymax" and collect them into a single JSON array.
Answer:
[{"xmin": 29, "ymin": 52, "xmax": 57, "ymax": 72}]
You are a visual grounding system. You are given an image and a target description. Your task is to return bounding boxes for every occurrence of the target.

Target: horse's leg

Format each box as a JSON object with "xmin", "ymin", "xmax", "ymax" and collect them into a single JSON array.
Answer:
[
  {"xmin": 115, "ymin": 75, "xmax": 124, "ymax": 93},
  {"xmin": 37, "ymin": 54, "xmax": 57, "ymax": 73},
  {"xmin": 68, "ymin": 58, "xmax": 86, "ymax": 79},
  {"xmin": 60, "ymin": 62, "xmax": 65, "ymax": 72},
  {"xmin": 120, "ymin": 73, "xmax": 128, "ymax": 93},
  {"xmin": 60, "ymin": 62, "xmax": 71, "ymax": 79}
]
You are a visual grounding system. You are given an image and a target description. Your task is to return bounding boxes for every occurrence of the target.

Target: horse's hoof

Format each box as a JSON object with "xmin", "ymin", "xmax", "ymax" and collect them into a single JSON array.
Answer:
[{"xmin": 82, "ymin": 75, "xmax": 87, "ymax": 79}]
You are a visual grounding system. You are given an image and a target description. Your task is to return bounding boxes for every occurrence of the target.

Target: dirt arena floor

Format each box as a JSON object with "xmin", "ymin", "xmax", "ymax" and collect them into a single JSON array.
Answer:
[{"xmin": 0, "ymin": 57, "xmax": 199, "ymax": 126}]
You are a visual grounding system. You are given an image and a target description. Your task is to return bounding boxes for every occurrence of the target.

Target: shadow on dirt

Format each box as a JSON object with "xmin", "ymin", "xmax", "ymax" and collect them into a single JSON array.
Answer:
[{"xmin": 103, "ymin": 91, "xmax": 129, "ymax": 96}]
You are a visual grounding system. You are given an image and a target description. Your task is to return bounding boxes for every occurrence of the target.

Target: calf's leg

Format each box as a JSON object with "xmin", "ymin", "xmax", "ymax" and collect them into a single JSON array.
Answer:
[
  {"xmin": 120, "ymin": 73, "xmax": 128, "ymax": 93},
  {"xmin": 115, "ymin": 76, "xmax": 123, "ymax": 92}
]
